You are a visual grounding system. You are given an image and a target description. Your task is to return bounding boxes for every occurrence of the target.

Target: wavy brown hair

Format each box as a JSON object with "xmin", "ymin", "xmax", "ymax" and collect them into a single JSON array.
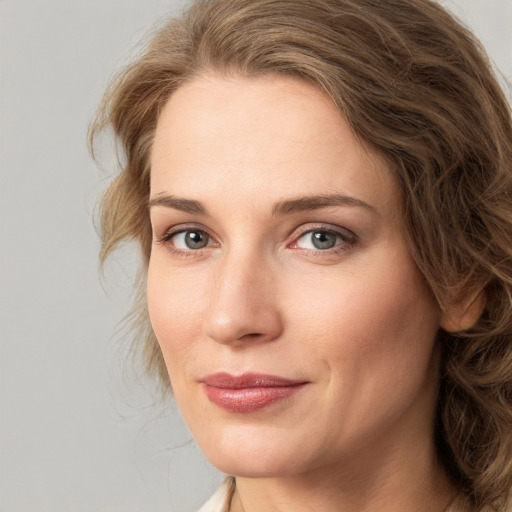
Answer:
[{"xmin": 89, "ymin": 0, "xmax": 512, "ymax": 510}]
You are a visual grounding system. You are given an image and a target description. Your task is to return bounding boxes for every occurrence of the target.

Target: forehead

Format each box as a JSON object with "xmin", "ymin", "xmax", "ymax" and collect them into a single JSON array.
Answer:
[{"xmin": 150, "ymin": 74, "xmax": 396, "ymax": 215}]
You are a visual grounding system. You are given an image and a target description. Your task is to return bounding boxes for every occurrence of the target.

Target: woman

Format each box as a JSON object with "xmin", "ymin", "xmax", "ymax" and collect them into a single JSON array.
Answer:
[{"xmin": 90, "ymin": 0, "xmax": 512, "ymax": 511}]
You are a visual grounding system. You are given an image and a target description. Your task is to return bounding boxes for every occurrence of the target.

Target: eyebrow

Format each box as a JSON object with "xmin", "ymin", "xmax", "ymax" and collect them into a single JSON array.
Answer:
[
  {"xmin": 148, "ymin": 193, "xmax": 379, "ymax": 216},
  {"xmin": 271, "ymin": 193, "xmax": 379, "ymax": 216},
  {"xmin": 148, "ymin": 195, "xmax": 207, "ymax": 215}
]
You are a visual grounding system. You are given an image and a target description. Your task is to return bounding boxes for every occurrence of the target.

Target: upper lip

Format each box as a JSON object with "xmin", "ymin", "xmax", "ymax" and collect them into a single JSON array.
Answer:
[{"xmin": 199, "ymin": 372, "xmax": 308, "ymax": 389}]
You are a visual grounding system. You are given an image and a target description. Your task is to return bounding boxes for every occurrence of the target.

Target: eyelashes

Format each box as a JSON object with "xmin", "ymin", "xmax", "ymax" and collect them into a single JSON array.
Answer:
[
  {"xmin": 161, "ymin": 229, "xmax": 215, "ymax": 250},
  {"xmin": 289, "ymin": 225, "xmax": 356, "ymax": 252},
  {"xmin": 155, "ymin": 223, "xmax": 357, "ymax": 259}
]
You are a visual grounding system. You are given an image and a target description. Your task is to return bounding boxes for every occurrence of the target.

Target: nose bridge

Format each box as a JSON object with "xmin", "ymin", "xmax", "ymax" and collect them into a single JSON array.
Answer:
[{"xmin": 204, "ymin": 243, "xmax": 282, "ymax": 345}]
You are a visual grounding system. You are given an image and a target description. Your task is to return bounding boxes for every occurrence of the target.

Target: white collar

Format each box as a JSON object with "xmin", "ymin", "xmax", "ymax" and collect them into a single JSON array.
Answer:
[{"xmin": 198, "ymin": 477, "xmax": 235, "ymax": 512}]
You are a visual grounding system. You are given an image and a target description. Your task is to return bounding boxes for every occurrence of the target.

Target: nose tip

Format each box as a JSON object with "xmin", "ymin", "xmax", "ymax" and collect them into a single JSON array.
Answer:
[
  {"xmin": 206, "ymin": 309, "xmax": 281, "ymax": 346},
  {"xmin": 203, "ymin": 259, "xmax": 283, "ymax": 346}
]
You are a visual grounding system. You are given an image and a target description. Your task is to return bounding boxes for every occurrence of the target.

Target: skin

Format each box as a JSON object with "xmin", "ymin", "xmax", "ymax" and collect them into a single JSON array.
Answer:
[{"xmin": 147, "ymin": 74, "xmax": 459, "ymax": 512}]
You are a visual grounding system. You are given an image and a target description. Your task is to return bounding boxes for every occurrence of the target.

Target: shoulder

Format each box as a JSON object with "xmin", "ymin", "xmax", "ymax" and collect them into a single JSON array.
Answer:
[{"xmin": 198, "ymin": 477, "xmax": 235, "ymax": 512}]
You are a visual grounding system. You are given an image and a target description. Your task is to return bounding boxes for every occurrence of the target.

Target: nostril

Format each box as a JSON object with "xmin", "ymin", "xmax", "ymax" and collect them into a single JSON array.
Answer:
[{"xmin": 233, "ymin": 332, "xmax": 266, "ymax": 343}]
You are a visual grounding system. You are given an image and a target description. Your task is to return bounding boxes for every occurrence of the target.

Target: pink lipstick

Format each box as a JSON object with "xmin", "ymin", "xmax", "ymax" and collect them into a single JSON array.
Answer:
[{"xmin": 200, "ymin": 373, "xmax": 308, "ymax": 413}]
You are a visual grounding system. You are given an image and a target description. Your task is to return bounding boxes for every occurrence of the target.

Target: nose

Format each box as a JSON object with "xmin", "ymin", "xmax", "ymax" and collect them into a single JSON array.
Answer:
[{"xmin": 203, "ymin": 250, "xmax": 283, "ymax": 346}]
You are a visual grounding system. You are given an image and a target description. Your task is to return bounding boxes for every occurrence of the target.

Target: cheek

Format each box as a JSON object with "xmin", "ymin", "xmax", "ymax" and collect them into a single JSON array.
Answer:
[
  {"xmin": 281, "ymin": 255, "xmax": 439, "ymax": 458},
  {"xmin": 284, "ymin": 246, "xmax": 440, "ymax": 415},
  {"xmin": 146, "ymin": 259, "xmax": 208, "ymax": 374},
  {"xmin": 286, "ymin": 249, "xmax": 438, "ymax": 349}
]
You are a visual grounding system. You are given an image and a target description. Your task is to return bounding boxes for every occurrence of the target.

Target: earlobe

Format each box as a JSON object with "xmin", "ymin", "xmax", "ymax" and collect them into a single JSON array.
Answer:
[{"xmin": 440, "ymin": 289, "xmax": 487, "ymax": 332}]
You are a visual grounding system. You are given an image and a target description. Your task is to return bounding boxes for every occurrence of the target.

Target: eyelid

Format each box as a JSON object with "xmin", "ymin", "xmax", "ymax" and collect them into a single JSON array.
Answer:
[
  {"xmin": 153, "ymin": 221, "xmax": 357, "ymax": 256},
  {"xmin": 154, "ymin": 223, "xmax": 218, "ymax": 246},
  {"xmin": 289, "ymin": 223, "xmax": 357, "ymax": 244}
]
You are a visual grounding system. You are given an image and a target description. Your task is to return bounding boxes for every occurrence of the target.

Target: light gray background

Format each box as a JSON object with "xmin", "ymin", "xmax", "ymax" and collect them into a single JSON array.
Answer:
[{"xmin": 0, "ymin": 1, "xmax": 510, "ymax": 511}]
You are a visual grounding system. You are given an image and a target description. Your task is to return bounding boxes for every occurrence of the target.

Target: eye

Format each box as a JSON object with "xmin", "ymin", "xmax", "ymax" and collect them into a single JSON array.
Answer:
[
  {"xmin": 293, "ymin": 228, "xmax": 354, "ymax": 251},
  {"xmin": 298, "ymin": 231, "xmax": 338, "ymax": 250},
  {"xmin": 160, "ymin": 229, "xmax": 214, "ymax": 250}
]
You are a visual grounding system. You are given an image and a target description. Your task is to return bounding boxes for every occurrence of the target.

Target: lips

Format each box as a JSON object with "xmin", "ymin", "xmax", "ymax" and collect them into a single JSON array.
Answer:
[{"xmin": 199, "ymin": 372, "xmax": 308, "ymax": 413}]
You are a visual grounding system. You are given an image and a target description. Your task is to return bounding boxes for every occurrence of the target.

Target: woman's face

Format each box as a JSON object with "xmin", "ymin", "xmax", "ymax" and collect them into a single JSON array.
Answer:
[{"xmin": 148, "ymin": 74, "xmax": 443, "ymax": 478}]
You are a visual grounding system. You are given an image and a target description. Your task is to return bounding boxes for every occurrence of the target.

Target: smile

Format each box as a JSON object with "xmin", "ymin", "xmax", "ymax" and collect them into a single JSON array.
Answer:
[{"xmin": 199, "ymin": 373, "xmax": 309, "ymax": 413}]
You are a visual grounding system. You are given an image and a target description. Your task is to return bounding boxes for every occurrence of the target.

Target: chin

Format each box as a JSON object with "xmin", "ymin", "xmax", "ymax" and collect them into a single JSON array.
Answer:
[
  {"xmin": 206, "ymin": 454, "xmax": 297, "ymax": 479},
  {"xmin": 197, "ymin": 428, "xmax": 310, "ymax": 478}
]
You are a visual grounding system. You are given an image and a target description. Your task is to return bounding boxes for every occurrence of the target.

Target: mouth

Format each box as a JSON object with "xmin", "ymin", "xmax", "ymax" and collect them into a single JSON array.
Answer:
[{"xmin": 199, "ymin": 372, "xmax": 309, "ymax": 413}]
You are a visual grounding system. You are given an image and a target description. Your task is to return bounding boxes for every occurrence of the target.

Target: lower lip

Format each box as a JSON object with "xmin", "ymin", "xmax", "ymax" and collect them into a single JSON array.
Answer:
[{"xmin": 203, "ymin": 384, "xmax": 307, "ymax": 413}]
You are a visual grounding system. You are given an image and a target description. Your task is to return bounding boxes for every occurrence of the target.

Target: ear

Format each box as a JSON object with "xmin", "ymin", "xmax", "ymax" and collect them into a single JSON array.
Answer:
[{"xmin": 440, "ymin": 289, "xmax": 486, "ymax": 332}]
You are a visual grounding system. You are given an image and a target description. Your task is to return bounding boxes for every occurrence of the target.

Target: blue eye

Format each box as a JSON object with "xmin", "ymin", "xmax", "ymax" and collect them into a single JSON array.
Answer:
[
  {"xmin": 169, "ymin": 230, "xmax": 212, "ymax": 249},
  {"xmin": 295, "ymin": 230, "xmax": 348, "ymax": 250}
]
